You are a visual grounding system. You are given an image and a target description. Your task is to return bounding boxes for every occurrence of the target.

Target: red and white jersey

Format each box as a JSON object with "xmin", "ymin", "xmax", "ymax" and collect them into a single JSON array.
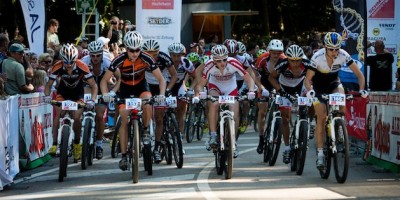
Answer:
[{"xmin": 202, "ymin": 57, "xmax": 247, "ymax": 94}]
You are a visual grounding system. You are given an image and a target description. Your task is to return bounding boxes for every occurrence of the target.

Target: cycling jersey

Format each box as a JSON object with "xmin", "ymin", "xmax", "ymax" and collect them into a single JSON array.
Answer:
[
  {"xmin": 308, "ymin": 48, "xmax": 353, "ymax": 93},
  {"xmin": 202, "ymin": 57, "xmax": 246, "ymax": 95},
  {"xmin": 275, "ymin": 58, "xmax": 310, "ymax": 90},
  {"xmin": 234, "ymin": 54, "xmax": 251, "ymax": 81},
  {"xmin": 255, "ymin": 51, "xmax": 286, "ymax": 91},
  {"xmin": 81, "ymin": 55, "xmax": 111, "ymax": 94},
  {"xmin": 145, "ymin": 51, "xmax": 173, "ymax": 85},
  {"xmin": 164, "ymin": 56, "xmax": 195, "ymax": 84},
  {"xmin": 49, "ymin": 60, "xmax": 93, "ymax": 101}
]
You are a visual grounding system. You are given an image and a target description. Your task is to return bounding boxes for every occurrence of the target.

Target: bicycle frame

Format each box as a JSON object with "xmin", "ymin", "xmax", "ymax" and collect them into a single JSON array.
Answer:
[
  {"xmin": 57, "ymin": 111, "xmax": 75, "ymax": 156},
  {"xmin": 268, "ymin": 97, "xmax": 282, "ymax": 144},
  {"xmin": 219, "ymin": 105, "xmax": 235, "ymax": 151},
  {"xmin": 80, "ymin": 110, "xmax": 96, "ymax": 146}
]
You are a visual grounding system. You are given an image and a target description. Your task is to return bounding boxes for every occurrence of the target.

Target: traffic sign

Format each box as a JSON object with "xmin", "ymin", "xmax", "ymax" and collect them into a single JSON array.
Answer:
[{"xmin": 75, "ymin": 0, "xmax": 95, "ymax": 15}]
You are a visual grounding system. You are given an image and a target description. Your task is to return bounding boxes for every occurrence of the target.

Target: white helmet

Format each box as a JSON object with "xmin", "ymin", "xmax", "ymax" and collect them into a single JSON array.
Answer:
[
  {"xmin": 124, "ymin": 31, "xmax": 143, "ymax": 49},
  {"xmin": 142, "ymin": 39, "xmax": 160, "ymax": 51},
  {"xmin": 211, "ymin": 45, "xmax": 228, "ymax": 59},
  {"xmin": 237, "ymin": 41, "xmax": 246, "ymax": 54},
  {"xmin": 168, "ymin": 42, "xmax": 185, "ymax": 54},
  {"xmin": 88, "ymin": 41, "xmax": 104, "ymax": 53},
  {"xmin": 285, "ymin": 44, "xmax": 304, "ymax": 60},
  {"xmin": 267, "ymin": 39, "xmax": 284, "ymax": 51},
  {"xmin": 59, "ymin": 44, "xmax": 78, "ymax": 64},
  {"xmin": 223, "ymin": 39, "xmax": 238, "ymax": 54}
]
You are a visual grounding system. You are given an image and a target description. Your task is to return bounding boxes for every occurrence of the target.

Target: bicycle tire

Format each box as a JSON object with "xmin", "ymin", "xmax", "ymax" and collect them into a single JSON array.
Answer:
[
  {"xmin": 111, "ymin": 116, "xmax": 121, "ymax": 158},
  {"xmin": 196, "ymin": 106, "xmax": 205, "ymax": 141},
  {"xmin": 132, "ymin": 119, "xmax": 140, "ymax": 183},
  {"xmin": 263, "ymin": 124, "xmax": 271, "ymax": 163},
  {"xmin": 185, "ymin": 106, "xmax": 196, "ymax": 143},
  {"xmin": 333, "ymin": 118, "xmax": 349, "ymax": 183},
  {"xmin": 253, "ymin": 106, "xmax": 259, "ymax": 132},
  {"xmin": 81, "ymin": 118, "xmax": 91, "ymax": 170},
  {"xmin": 225, "ymin": 118, "xmax": 234, "ymax": 179},
  {"xmin": 143, "ymin": 143, "xmax": 153, "ymax": 175},
  {"xmin": 58, "ymin": 126, "xmax": 69, "ymax": 182},
  {"xmin": 215, "ymin": 150, "xmax": 225, "ymax": 175},
  {"xmin": 170, "ymin": 113, "xmax": 183, "ymax": 168},
  {"xmin": 269, "ymin": 118, "xmax": 282, "ymax": 166},
  {"xmin": 289, "ymin": 126, "xmax": 297, "ymax": 172},
  {"xmin": 319, "ymin": 134, "xmax": 332, "ymax": 179},
  {"xmin": 296, "ymin": 121, "xmax": 309, "ymax": 175},
  {"xmin": 162, "ymin": 114, "xmax": 174, "ymax": 165}
]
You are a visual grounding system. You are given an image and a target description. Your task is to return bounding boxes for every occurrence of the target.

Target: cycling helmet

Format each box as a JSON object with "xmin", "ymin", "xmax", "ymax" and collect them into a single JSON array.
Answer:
[
  {"xmin": 59, "ymin": 44, "xmax": 78, "ymax": 64},
  {"xmin": 186, "ymin": 52, "xmax": 200, "ymax": 63},
  {"xmin": 324, "ymin": 32, "xmax": 342, "ymax": 48},
  {"xmin": 285, "ymin": 44, "xmax": 304, "ymax": 60},
  {"xmin": 243, "ymin": 52, "xmax": 254, "ymax": 63},
  {"xmin": 267, "ymin": 39, "xmax": 284, "ymax": 51},
  {"xmin": 123, "ymin": 31, "xmax": 143, "ymax": 49},
  {"xmin": 142, "ymin": 39, "xmax": 160, "ymax": 51},
  {"xmin": 201, "ymin": 55, "xmax": 211, "ymax": 64},
  {"xmin": 88, "ymin": 41, "xmax": 104, "ymax": 53},
  {"xmin": 81, "ymin": 49, "xmax": 90, "ymax": 57},
  {"xmin": 237, "ymin": 41, "xmax": 246, "ymax": 54},
  {"xmin": 223, "ymin": 39, "xmax": 238, "ymax": 54},
  {"xmin": 256, "ymin": 49, "xmax": 267, "ymax": 58},
  {"xmin": 211, "ymin": 45, "xmax": 228, "ymax": 59},
  {"xmin": 168, "ymin": 42, "xmax": 185, "ymax": 54}
]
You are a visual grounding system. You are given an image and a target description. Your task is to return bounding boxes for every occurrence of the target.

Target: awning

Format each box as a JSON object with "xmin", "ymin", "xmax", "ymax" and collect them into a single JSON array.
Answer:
[{"xmin": 192, "ymin": 10, "xmax": 259, "ymax": 40}]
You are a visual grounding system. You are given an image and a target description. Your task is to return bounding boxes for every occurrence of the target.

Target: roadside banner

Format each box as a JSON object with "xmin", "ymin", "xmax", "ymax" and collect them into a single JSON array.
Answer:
[
  {"xmin": 136, "ymin": 0, "xmax": 182, "ymax": 53},
  {"xmin": 0, "ymin": 95, "xmax": 20, "ymax": 190},
  {"xmin": 19, "ymin": 0, "xmax": 46, "ymax": 55},
  {"xmin": 345, "ymin": 94, "xmax": 368, "ymax": 141}
]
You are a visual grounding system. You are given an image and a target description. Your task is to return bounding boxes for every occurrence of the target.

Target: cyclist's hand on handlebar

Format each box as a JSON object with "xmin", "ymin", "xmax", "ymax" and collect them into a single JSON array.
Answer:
[
  {"xmin": 103, "ymin": 91, "xmax": 116, "ymax": 102},
  {"xmin": 306, "ymin": 89, "xmax": 315, "ymax": 99},
  {"xmin": 155, "ymin": 95, "xmax": 166, "ymax": 103},
  {"xmin": 278, "ymin": 89, "xmax": 288, "ymax": 97},
  {"xmin": 165, "ymin": 89, "xmax": 172, "ymax": 97},
  {"xmin": 360, "ymin": 90, "xmax": 369, "ymax": 98},
  {"xmin": 261, "ymin": 88, "xmax": 269, "ymax": 97},
  {"xmin": 192, "ymin": 96, "xmax": 200, "ymax": 104},
  {"xmin": 199, "ymin": 91, "xmax": 207, "ymax": 99},
  {"xmin": 44, "ymin": 96, "xmax": 52, "ymax": 104},
  {"xmin": 86, "ymin": 100, "xmax": 95, "ymax": 110},
  {"xmin": 247, "ymin": 91, "xmax": 256, "ymax": 100},
  {"xmin": 186, "ymin": 89, "xmax": 194, "ymax": 97}
]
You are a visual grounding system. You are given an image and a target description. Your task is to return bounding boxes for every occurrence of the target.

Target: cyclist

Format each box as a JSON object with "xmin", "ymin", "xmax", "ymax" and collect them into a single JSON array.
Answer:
[
  {"xmin": 100, "ymin": 31, "xmax": 166, "ymax": 171},
  {"xmin": 81, "ymin": 41, "xmax": 120, "ymax": 159},
  {"xmin": 142, "ymin": 39, "xmax": 178, "ymax": 163},
  {"xmin": 237, "ymin": 41, "xmax": 247, "ymax": 56},
  {"xmin": 255, "ymin": 39, "xmax": 286, "ymax": 154},
  {"xmin": 45, "ymin": 44, "xmax": 98, "ymax": 162},
  {"xmin": 268, "ymin": 44, "xmax": 311, "ymax": 164},
  {"xmin": 304, "ymin": 32, "xmax": 367, "ymax": 169},
  {"xmin": 193, "ymin": 45, "xmax": 255, "ymax": 158}
]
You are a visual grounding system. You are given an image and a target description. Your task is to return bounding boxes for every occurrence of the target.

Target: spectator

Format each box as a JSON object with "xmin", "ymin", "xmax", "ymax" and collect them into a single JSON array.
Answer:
[
  {"xmin": 27, "ymin": 52, "xmax": 39, "ymax": 70},
  {"xmin": 189, "ymin": 42, "xmax": 199, "ymax": 54},
  {"xmin": 47, "ymin": 19, "xmax": 60, "ymax": 48},
  {"xmin": 198, "ymin": 38, "xmax": 206, "ymax": 56},
  {"xmin": 75, "ymin": 36, "xmax": 89, "ymax": 49},
  {"xmin": 124, "ymin": 20, "xmax": 135, "ymax": 32},
  {"xmin": 32, "ymin": 69, "xmax": 47, "ymax": 92},
  {"xmin": 2, "ymin": 43, "xmax": 34, "ymax": 95},
  {"xmin": 0, "ymin": 76, "xmax": 6, "ymax": 99},
  {"xmin": 366, "ymin": 40, "xmax": 394, "ymax": 91},
  {"xmin": 97, "ymin": 36, "xmax": 114, "ymax": 60},
  {"xmin": 205, "ymin": 33, "xmax": 218, "ymax": 52},
  {"xmin": 107, "ymin": 16, "xmax": 121, "ymax": 51},
  {"xmin": 0, "ymin": 33, "xmax": 9, "ymax": 62},
  {"xmin": 302, "ymin": 45, "xmax": 312, "ymax": 59},
  {"xmin": 38, "ymin": 53, "xmax": 53, "ymax": 72}
]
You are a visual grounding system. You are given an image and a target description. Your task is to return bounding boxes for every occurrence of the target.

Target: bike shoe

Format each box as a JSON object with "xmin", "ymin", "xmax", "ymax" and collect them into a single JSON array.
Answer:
[
  {"xmin": 153, "ymin": 149, "xmax": 162, "ymax": 164},
  {"xmin": 256, "ymin": 140, "xmax": 264, "ymax": 154},
  {"xmin": 143, "ymin": 129, "xmax": 151, "ymax": 145},
  {"xmin": 73, "ymin": 143, "xmax": 82, "ymax": 163},
  {"xmin": 209, "ymin": 135, "xmax": 218, "ymax": 147},
  {"xmin": 283, "ymin": 150, "xmax": 291, "ymax": 164},
  {"xmin": 96, "ymin": 146, "xmax": 103, "ymax": 159},
  {"xmin": 119, "ymin": 157, "xmax": 128, "ymax": 171},
  {"xmin": 48, "ymin": 145, "xmax": 57, "ymax": 156},
  {"xmin": 316, "ymin": 156, "xmax": 325, "ymax": 170},
  {"xmin": 233, "ymin": 143, "xmax": 239, "ymax": 158}
]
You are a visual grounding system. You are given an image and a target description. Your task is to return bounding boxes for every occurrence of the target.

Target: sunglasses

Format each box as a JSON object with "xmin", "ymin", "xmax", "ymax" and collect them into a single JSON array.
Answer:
[
  {"xmin": 42, "ymin": 60, "xmax": 52, "ymax": 64},
  {"xmin": 16, "ymin": 52, "xmax": 25, "ymax": 55},
  {"xmin": 90, "ymin": 54, "xmax": 102, "ymax": 58},
  {"xmin": 128, "ymin": 48, "xmax": 141, "ymax": 53},
  {"xmin": 214, "ymin": 58, "xmax": 228, "ymax": 63},
  {"xmin": 63, "ymin": 61, "xmax": 75, "ymax": 65},
  {"xmin": 327, "ymin": 48, "xmax": 340, "ymax": 52}
]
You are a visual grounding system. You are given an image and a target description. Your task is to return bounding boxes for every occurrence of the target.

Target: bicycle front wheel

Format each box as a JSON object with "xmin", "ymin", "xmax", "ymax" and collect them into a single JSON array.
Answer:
[
  {"xmin": 170, "ymin": 113, "xmax": 183, "ymax": 168},
  {"xmin": 333, "ymin": 118, "xmax": 349, "ymax": 183},
  {"xmin": 225, "ymin": 118, "xmax": 234, "ymax": 179},
  {"xmin": 111, "ymin": 116, "xmax": 121, "ymax": 158},
  {"xmin": 143, "ymin": 143, "xmax": 153, "ymax": 175},
  {"xmin": 132, "ymin": 119, "xmax": 140, "ymax": 183},
  {"xmin": 58, "ymin": 126, "xmax": 69, "ymax": 182},
  {"xmin": 269, "ymin": 118, "xmax": 282, "ymax": 166},
  {"xmin": 289, "ymin": 126, "xmax": 297, "ymax": 172},
  {"xmin": 319, "ymin": 134, "xmax": 332, "ymax": 179},
  {"xmin": 296, "ymin": 121, "xmax": 309, "ymax": 175},
  {"xmin": 185, "ymin": 105, "xmax": 196, "ymax": 143},
  {"xmin": 196, "ymin": 106, "xmax": 205, "ymax": 141},
  {"xmin": 81, "ymin": 118, "xmax": 91, "ymax": 170}
]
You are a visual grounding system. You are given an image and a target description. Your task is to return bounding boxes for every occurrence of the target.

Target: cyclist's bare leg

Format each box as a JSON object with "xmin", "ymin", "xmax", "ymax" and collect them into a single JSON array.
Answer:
[
  {"xmin": 231, "ymin": 101, "xmax": 240, "ymax": 139},
  {"xmin": 176, "ymin": 101, "xmax": 187, "ymax": 133},
  {"xmin": 52, "ymin": 106, "xmax": 62, "ymax": 145},
  {"xmin": 73, "ymin": 108, "xmax": 84, "ymax": 142},
  {"xmin": 207, "ymin": 90, "xmax": 220, "ymax": 133},
  {"xmin": 281, "ymin": 108, "xmax": 290, "ymax": 146},
  {"xmin": 154, "ymin": 108, "xmax": 164, "ymax": 142},
  {"xmin": 242, "ymin": 100, "xmax": 249, "ymax": 123},
  {"xmin": 314, "ymin": 103, "xmax": 328, "ymax": 149},
  {"xmin": 95, "ymin": 105, "xmax": 106, "ymax": 141},
  {"xmin": 119, "ymin": 108, "xmax": 129, "ymax": 154},
  {"xmin": 257, "ymin": 102, "xmax": 268, "ymax": 136},
  {"xmin": 140, "ymin": 92, "xmax": 152, "ymax": 128}
]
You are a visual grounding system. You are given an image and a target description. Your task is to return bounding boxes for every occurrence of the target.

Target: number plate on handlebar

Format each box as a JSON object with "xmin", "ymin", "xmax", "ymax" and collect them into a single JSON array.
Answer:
[
  {"xmin": 297, "ymin": 97, "xmax": 310, "ymax": 106},
  {"xmin": 329, "ymin": 93, "xmax": 346, "ymax": 106},
  {"xmin": 125, "ymin": 98, "xmax": 142, "ymax": 110},
  {"xmin": 219, "ymin": 96, "xmax": 235, "ymax": 104},
  {"xmin": 83, "ymin": 94, "xmax": 99, "ymax": 104},
  {"xmin": 62, "ymin": 100, "xmax": 78, "ymax": 110},
  {"xmin": 166, "ymin": 96, "xmax": 177, "ymax": 108}
]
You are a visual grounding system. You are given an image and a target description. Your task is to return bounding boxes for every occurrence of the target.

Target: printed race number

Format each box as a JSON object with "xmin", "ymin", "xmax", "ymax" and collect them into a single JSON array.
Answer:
[
  {"xmin": 219, "ymin": 96, "xmax": 235, "ymax": 104},
  {"xmin": 125, "ymin": 98, "xmax": 142, "ymax": 110},
  {"xmin": 61, "ymin": 100, "xmax": 78, "ymax": 110},
  {"xmin": 166, "ymin": 96, "xmax": 177, "ymax": 108},
  {"xmin": 329, "ymin": 93, "xmax": 346, "ymax": 106}
]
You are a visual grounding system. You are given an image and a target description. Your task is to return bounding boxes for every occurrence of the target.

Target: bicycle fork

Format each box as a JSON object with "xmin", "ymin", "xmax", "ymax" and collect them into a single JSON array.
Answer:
[
  {"xmin": 328, "ymin": 116, "xmax": 342, "ymax": 154},
  {"xmin": 294, "ymin": 118, "xmax": 309, "ymax": 149},
  {"xmin": 219, "ymin": 110, "xmax": 235, "ymax": 151},
  {"xmin": 80, "ymin": 111, "xmax": 96, "ymax": 146},
  {"xmin": 268, "ymin": 111, "xmax": 281, "ymax": 144},
  {"xmin": 57, "ymin": 114, "xmax": 74, "ymax": 156}
]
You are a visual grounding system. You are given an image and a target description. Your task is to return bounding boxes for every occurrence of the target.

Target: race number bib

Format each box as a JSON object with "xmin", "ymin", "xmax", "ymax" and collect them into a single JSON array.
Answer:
[
  {"xmin": 166, "ymin": 96, "xmax": 177, "ymax": 108},
  {"xmin": 297, "ymin": 97, "xmax": 309, "ymax": 106},
  {"xmin": 125, "ymin": 98, "xmax": 142, "ymax": 110},
  {"xmin": 83, "ymin": 94, "xmax": 99, "ymax": 104},
  {"xmin": 62, "ymin": 100, "xmax": 78, "ymax": 110},
  {"xmin": 329, "ymin": 93, "xmax": 346, "ymax": 106},
  {"xmin": 219, "ymin": 96, "xmax": 235, "ymax": 104}
]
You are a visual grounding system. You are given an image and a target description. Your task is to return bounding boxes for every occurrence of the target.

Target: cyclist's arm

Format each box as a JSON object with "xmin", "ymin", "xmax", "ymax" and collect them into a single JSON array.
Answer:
[
  {"xmin": 348, "ymin": 62, "xmax": 366, "ymax": 90},
  {"xmin": 304, "ymin": 69, "xmax": 315, "ymax": 91},
  {"xmin": 243, "ymin": 73, "xmax": 255, "ymax": 92},
  {"xmin": 195, "ymin": 77, "xmax": 207, "ymax": 96},
  {"xmin": 152, "ymin": 68, "xmax": 166, "ymax": 96},
  {"xmin": 86, "ymin": 77, "xmax": 98, "ymax": 101},
  {"xmin": 268, "ymin": 68, "xmax": 281, "ymax": 91},
  {"xmin": 192, "ymin": 63, "xmax": 205, "ymax": 91},
  {"xmin": 110, "ymin": 68, "xmax": 121, "ymax": 93},
  {"xmin": 44, "ymin": 78, "xmax": 55, "ymax": 96},
  {"xmin": 166, "ymin": 65, "xmax": 178, "ymax": 90},
  {"xmin": 100, "ymin": 70, "xmax": 114, "ymax": 95}
]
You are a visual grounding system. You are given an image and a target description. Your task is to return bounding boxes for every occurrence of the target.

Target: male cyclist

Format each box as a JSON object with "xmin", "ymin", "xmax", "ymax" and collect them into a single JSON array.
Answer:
[
  {"xmin": 268, "ymin": 44, "xmax": 310, "ymax": 164},
  {"xmin": 255, "ymin": 39, "xmax": 286, "ymax": 154},
  {"xmin": 81, "ymin": 41, "xmax": 120, "ymax": 159},
  {"xmin": 304, "ymin": 32, "xmax": 367, "ymax": 170},
  {"xmin": 142, "ymin": 39, "xmax": 178, "ymax": 163},
  {"xmin": 45, "ymin": 44, "xmax": 98, "ymax": 162},
  {"xmin": 193, "ymin": 45, "xmax": 255, "ymax": 158},
  {"xmin": 100, "ymin": 31, "xmax": 166, "ymax": 171}
]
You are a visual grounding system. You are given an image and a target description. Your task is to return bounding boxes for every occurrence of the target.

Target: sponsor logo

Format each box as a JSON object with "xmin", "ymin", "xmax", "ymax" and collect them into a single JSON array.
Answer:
[
  {"xmin": 373, "ymin": 28, "xmax": 380, "ymax": 36},
  {"xmin": 148, "ymin": 17, "xmax": 172, "ymax": 25},
  {"xmin": 379, "ymin": 23, "xmax": 396, "ymax": 30}
]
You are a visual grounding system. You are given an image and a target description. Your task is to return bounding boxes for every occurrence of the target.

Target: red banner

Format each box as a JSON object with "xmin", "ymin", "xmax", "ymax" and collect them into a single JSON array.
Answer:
[{"xmin": 345, "ymin": 95, "xmax": 369, "ymax": 141}]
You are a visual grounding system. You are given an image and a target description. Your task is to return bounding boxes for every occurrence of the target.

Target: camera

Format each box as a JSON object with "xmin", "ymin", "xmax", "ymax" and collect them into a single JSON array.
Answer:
[{"xmin": 110, "ymin": 21, "xmax": 117, "ymax": 25}]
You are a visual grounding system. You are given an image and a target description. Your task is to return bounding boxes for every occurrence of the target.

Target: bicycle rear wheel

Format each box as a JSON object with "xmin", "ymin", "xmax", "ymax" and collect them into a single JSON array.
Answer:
[
  {"xmin": 269, "ymin": 118, "xmax": 282, "ymax": 166},
  {"xmin": 58, "ymin": 126, "xmax": 69, "ymax": 182},
  {"xmin": 296, "ymin": 121, "xmax": 309, "ymax": 175},
  {"xmin": 253, "ymin": 106, "xmax": 259, "ymax": 132},
  {"xmin": 170, "ymin": 113, "xmax": 183, "ymax": 168},
  {"xmin": 81, "ymin": 119, "xmax": 91, "ymax": 169},
  {"xmin": 143, "ymin": 143, "xmax": 153, "ymax": 175},
  {"xmin": 132, "ymin": 119, "xmax": 140, "ymax": 183},
  {"xmin": 333, "ymin": 118, "xmax": 349, "ymax": 183},
  {"xmin": 111, "ymin": 116, "xmax": 121, "ymax": 158},
  {"xmin": 196, "ymin": 106, "xmax": 205, "ymax": 141},
  {"xmin": 319, "ymin": 134, "xmax": 332, "ymax": 179},
  {"xmin": 185, "ymin": 106, "xmax": 196, "ymax": 143},
  {"xmin": 225, "ymin": 118, "xmax": 234, "ymax": 179}
]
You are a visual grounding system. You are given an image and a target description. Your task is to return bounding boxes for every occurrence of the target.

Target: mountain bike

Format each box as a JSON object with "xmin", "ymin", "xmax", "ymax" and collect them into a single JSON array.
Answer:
[
  {"xmin": 263, "ymin": 93, "xmax": 283, "ymax": 166},
  {"xmin": 185, "ymin": 97, "xmax": 206, "ymax": 143}
]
